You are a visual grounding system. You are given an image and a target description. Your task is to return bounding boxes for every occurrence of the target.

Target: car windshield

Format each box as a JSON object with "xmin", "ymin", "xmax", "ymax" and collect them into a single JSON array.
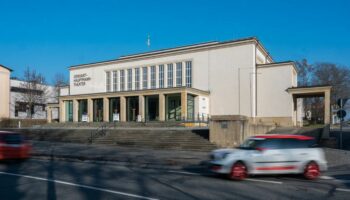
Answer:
[
  {"xmin": 2, "ymin": 134, "xmax": 24, "ymax": 144},
  {"xmin": 238, "ymin": 138, "xmax": 265, "ymax": 149},
  {"xmin": 239, "ymin": 137, "xmax": 316, "ymax": 150}
]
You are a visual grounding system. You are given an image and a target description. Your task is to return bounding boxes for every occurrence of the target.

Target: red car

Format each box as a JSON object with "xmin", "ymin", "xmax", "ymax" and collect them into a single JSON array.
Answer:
[{"xmin": 0, "ymin": 131, "xmax": 31, "ymax": 160}]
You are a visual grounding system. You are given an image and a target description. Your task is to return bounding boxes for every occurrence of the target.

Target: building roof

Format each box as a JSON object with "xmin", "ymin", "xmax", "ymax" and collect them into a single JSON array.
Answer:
[
  {"xmin": 257, "ymin": 61, "xmax": 298, "ymax": 73},
  {"xmin": 0, "ymin": 64, "xmax": 13, "ymax": 72},
  {"xmin": 69, "ymin": 37, "xmax": 273, "ymax": 70}
]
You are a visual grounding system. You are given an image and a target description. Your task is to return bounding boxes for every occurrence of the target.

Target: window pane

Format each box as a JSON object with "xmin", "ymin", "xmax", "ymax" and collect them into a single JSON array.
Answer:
[
  {"xmin": 150, "ymin": 66, "xmax": 156, "ymax": 89},
  {"xmin": 167, "ymin": 64, "xmax": 173, "ymax": 88},
  {"xmin": 186, "ymin": 61, "xmax": 192, "ymax": 87},
  {"xmin": 113, "ymin": 71, "xmax": 118, "ymax": 91},
  {"xmin": 142, "ymin": 67, "xmax": 148, "ymax": 89},
  {"xmin": 135, "ymin": 68, "xmax": 140, "ymax": 90},
  {"xmin": 176, "ymin": 62, "xmax": 182, "ymax": 87},
  {"xmin": 106, "ymin": 71, "xmax": 111, "ymax": 92},
  {"xmin": 120, "ymin": 70, "xmax": 125, "ymax": 91},
  {"xmin": 127, "ymin": 69, "xmax": 132, "ymax": 90},
  {"xmin": 159, "ymin": 65, "xmax": 164, "ymax": 88}
]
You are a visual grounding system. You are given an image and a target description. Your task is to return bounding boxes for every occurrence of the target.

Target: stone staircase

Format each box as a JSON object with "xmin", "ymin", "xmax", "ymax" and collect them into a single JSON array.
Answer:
[{"xmin": 4, "ymin": 128, "xmax": 216, "ymax": 151}]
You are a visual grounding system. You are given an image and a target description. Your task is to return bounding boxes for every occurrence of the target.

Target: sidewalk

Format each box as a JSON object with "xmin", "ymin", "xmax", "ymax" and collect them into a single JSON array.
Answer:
[{"xmin": 31, "ymin": 141, "xmax": 209, "ymax": 170}]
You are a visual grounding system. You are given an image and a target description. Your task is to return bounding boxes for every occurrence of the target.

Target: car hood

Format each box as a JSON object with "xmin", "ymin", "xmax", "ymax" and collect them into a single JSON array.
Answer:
[{"xmin": 210, "ymin": 148, "xmax": 245, "ymax": 160}]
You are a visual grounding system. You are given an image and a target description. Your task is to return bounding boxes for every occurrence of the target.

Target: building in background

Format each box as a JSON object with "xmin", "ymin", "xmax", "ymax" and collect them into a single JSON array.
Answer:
[
  {"xmin": 57, "ymin": 37, "xmax": 329, "ymax": 126},
  {"xmin": 10, "ymin": 78, "xmax": 58, "ymax": 120},
  {"xmin": 0, "ymin": 65, "xmax": 58, "ymax": 121}
]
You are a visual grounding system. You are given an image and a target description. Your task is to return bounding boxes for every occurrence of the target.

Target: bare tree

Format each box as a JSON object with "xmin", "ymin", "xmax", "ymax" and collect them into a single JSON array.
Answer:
[
  {"xmin": 296, "ymin": 59, "xmax": 350, "ymax": 124},
  {"xmin": 312, "ymin": 62, "xmax": 350, "ymax": 104},
  {"xmin": 296, "ymin": 59, "xmax": 313, "ymax": 86},
  {"xmin": 19, "ymin": 68, "xmax": 48, "ymax": 118},
  {"xmin": 53, "ymin": 73, "xmax": 68, "ymax": 99}
]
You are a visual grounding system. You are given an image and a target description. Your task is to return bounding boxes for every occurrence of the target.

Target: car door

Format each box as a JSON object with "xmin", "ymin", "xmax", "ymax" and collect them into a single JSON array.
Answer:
[{"xmin": 251, "ymin": 139, "xmax": 292, "ymax": 174}]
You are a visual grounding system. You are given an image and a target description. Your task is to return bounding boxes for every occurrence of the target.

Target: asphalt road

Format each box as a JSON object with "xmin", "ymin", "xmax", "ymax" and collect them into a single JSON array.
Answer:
[
  {"xmin": 331, "ymin": 128, "xmax": 350, "ymax": 150},
  {"xmin": 0, "ymin": 158, "xmax": 350, "ymax": 200}
]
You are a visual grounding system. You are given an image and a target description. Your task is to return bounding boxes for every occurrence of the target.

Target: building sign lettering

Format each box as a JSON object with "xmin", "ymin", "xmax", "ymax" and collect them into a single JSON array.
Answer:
[{"xmin": 74, "ymin": 73, "xmax": 91, "ymax": 86}]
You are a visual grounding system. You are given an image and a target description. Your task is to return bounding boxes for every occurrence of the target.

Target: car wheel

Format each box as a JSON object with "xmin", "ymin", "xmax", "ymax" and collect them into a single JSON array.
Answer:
[
  {"xmin": 229, "ymin": 162, "xmax": 248, "ymax": 180},
  {"xmin": 304, "ymin": 161, "xmax": 320, "ymax": 180}
]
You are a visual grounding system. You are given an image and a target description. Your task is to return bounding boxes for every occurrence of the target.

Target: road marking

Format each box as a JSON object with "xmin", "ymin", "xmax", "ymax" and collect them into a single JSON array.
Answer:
[
  {"xmin": 167, "ymin": 170, "xmax": 283, "ymax": 184},
  {"xmin": 246, "ymin": 178, "xmax": 283, "ymax": 185},
  {"xmin": 0, "ymin": 171, "xmax": 158, "ymax": 200},
  {"xmin": 336, "ymin": 188, "xmax": 350, "ymax": 193},
  {"xmin": 320, "ymin": 176, "xmax": 334, "ymax": 180}
]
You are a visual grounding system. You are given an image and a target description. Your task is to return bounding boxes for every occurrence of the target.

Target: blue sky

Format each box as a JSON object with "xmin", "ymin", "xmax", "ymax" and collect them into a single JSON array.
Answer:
[{"xmin": 0, "ymin": 0, "xmax": 349, "ymax": 84}]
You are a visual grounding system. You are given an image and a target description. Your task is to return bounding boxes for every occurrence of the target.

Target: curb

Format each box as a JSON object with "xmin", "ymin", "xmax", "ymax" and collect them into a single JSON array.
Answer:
[{"xmin": 31, "ymin": 153, "xmax": 207, "ymax": 171}]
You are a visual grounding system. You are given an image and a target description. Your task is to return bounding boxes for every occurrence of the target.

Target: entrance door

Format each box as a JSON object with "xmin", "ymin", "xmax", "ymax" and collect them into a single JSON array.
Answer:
[
  {"xmin": 145, "ymin": 95, "xmax": 159, "ymax": 121},
  {"xmin": 65, "ymin": 101, "xmax": 73, "ymax": 122},
  {"xmin": 166, "ymin": 94, "xmax": 181, "ymax": 121},
  {"xmin": 78, "ymin": 99, "xmax": 88, "ymax": 122},
  {"xmin": 109, "ymin": 98, "xmax": 120, "ymax": 122},
  {"xmin": 126, "ymin": 97, "xmax": 139, "ymax": 121},
  {"xmin": 93, "ymin": 99, "xmax": 104, "ymax": 122}
]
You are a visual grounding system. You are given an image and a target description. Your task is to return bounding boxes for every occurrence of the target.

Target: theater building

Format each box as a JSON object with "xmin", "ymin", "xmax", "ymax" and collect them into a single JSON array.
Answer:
[{"xmin": 56, "ymin": 37, "xmax": 331, "ymax": 126}]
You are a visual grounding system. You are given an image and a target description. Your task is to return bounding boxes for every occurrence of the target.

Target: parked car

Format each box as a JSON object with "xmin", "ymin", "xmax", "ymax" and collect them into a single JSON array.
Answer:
[
  {"xmin": 209, "ymin": 134, "xmax": 327, "ymax": 180},
  {"xmin": 0, "ymin": 131, "xmax": 31, "ymax": 160}
]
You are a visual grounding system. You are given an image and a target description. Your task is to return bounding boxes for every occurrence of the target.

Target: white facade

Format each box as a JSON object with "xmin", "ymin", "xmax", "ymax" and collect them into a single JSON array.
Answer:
[
  {"xmin": 10, "ymin": 79, "xmax": 58, "ymax": 119},
  {"xmin": 61, "ymin": 37, "xmax": 299, "ymax": 125}
]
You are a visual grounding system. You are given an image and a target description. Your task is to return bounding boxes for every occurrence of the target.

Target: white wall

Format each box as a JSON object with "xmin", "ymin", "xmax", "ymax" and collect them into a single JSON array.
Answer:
[
  {"xmin": 256, "ymin": 64, "xmax": 295, "ymax": 117},
  {"xmin": 198, "ymin": 96, "xmax": 209, "ymax": 117},
  {"xmin": 69, "ymin": 50, "xmax": 211, "ymax": 95},
  {"xmin": 69, "ymin": 42, "xmax": 257, "ymax": 117},
  {"xmin": 208, "ymin": 44, "xmax": 256, "ymax": 116},
  {"xmin": 0, "ymin": 67, "xmax": 10, "ymax": 119}
]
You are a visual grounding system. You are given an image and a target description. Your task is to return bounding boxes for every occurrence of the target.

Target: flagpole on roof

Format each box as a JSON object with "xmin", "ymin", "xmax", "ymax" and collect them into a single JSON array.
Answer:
[{"xmin": 147, "ymin": 34, "xmax": 151, "ymax": 48}]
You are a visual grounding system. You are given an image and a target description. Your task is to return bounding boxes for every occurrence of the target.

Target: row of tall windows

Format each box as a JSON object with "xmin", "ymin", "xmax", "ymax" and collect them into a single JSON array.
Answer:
[{"xmin": 105, "ymin": 61, "xmax": 192, "ymax": 92}]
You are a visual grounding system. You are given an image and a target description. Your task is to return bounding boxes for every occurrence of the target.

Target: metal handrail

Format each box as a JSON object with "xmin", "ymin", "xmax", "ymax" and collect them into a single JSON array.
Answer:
[{"xmin": 88, "ymin": 123, "xmax": 108, "ymax": 144}]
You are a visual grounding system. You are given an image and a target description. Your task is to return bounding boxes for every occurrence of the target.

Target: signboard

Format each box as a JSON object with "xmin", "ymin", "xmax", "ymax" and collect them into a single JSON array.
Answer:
[
  {"xmin": 137, "ymin": 115, "xmax": 142, "ymax": 122},
  {"xmin": 113, "ymin": 113, "xmax": 120, "ymax": 122},
  {"xmin": 337, "ymin": 110, "xmax": 347, "ymax": 119},
  {"xmin": 337, "ymin": 98, "xmax": 348, "ymax": 108},
  {"xmin": 74, "ymin": 73, "xmax": 91, "ymax": 87},
  {"xmin": 82, "ymin": 114, "xmax": 89, "ymax": 122}
]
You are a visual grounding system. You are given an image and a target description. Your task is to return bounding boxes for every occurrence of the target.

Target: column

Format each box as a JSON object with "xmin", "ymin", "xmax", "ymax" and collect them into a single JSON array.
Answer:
[
  {"xmin": 120, "ymin": 96, "xmax": 126, "ymax": 122},
  {"xmin": 103, "ymin": 97, "xmax": 109, "ymax": 122},
  {"xmin": 139, "ymin": 95, "xmax": 145, "ymax": 121},
  {"xmin": 47, "ymin": 107, "xmax": 52, "ymax": 123},
  {"xmin": 324, "ymin": 90, "xmax": 331, "ymax": 124},
  {"xmin": 88, "ymin": 98, "xmax": 93, "ymax": 122},
  {"xmin": 181, "ymin": 91, "xmax": 187, "ymax": 120},
  {"xmin": 59, "ymin": 100, "xmax": 65, "ymax": 122},
  {"xmin": 159, "ymin": 93, "xmax": 165, "ymax": 121},
  {"xmin": 73, "ymin": 99, "xmax": 79, "ymax": 122}
]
